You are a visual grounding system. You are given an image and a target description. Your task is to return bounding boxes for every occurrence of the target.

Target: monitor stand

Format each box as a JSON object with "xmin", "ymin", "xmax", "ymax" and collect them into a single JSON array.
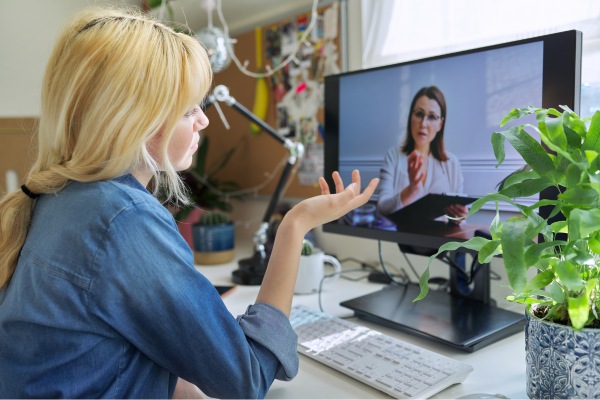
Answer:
[{"xmin": 339, "ymin": 250, "xmax": 525, "ymax": 352}]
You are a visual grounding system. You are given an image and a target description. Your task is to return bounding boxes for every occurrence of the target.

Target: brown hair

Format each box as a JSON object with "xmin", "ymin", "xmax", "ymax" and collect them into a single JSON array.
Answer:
[{"xmin": 401, "ymin": 86, "xmax": 448, "ymax": 162}]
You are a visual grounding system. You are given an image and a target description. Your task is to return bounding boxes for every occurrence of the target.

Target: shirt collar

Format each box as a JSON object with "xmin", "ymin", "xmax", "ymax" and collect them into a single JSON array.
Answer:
[{"xmin": 112, "ymin": 173, "xmax": 151, "ymax": 194}]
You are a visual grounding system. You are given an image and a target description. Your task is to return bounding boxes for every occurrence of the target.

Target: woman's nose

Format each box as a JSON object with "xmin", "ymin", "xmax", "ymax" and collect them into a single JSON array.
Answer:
[{"xmin": 195, "ymin": 109, "xmax": 209, "ymax": 131}]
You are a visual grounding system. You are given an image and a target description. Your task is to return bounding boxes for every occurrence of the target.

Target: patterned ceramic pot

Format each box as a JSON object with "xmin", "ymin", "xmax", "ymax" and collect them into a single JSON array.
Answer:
[{"xmin": 525, "ymin": 305, "xmax": 600, "ymax": 399}]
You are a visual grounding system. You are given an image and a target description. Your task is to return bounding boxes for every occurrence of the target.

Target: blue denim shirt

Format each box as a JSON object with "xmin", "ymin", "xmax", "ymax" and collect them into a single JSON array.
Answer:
[{"xmin": 0, "ymin": 174, "xmax": 298, "ymax": 398}]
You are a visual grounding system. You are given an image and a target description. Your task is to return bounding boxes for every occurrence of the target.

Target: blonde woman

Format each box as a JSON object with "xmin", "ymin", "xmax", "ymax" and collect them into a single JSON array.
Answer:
[{"xmin": 0, "ymin": 7, "xmax": 378, "ymax": 399}]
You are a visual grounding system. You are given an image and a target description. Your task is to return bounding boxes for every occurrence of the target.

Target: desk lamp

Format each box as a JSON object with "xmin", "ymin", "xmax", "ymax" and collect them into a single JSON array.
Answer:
[{"xmin": 202, "ymin": 85, "xmax": 305, "ymax": 285}]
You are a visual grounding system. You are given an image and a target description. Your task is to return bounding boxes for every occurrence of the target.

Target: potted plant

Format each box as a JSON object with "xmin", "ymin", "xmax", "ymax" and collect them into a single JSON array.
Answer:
[
  {"xmin": 192, "ymin": 211, "xmax": 235, "ymax": 265},
  {"xmin": 415, "ymin": 105, "xmax": 600, "ymax": 398},
  {"xmin": 171, "ymin": 135, "xmax": 244, "ymax": 250}
]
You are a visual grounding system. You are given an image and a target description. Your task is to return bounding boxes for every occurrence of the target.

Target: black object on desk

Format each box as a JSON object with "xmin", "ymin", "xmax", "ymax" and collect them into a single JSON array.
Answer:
[
  {"xmin": 340, "ymin": 283, "xmax": 525, "ymax": 353},
  {"xmin": 387, "ymin": 194, "xmax": 479, "ymax": 226}
]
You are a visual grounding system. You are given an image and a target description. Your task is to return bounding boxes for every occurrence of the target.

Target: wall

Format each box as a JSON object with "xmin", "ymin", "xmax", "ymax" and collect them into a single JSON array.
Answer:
[{"xmin": 0, "ymin": 0, "xmax": 141, "ymax": 118}]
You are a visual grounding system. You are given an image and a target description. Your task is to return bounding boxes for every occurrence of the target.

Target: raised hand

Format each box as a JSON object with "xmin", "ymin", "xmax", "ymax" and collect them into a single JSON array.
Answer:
[
  {"xmin": 407, "ymin": 150, "xmax": 425, "ymax": 189},
  {"xmin": 288, "ymin": 170, "xmax": 379, "ymax": 234}
]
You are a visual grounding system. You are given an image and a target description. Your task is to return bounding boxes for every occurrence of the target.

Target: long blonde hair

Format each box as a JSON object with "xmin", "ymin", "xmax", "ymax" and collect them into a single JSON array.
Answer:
[{"xmin": 0, "ymin": 7, "xmax": 212, "ymax": 289}]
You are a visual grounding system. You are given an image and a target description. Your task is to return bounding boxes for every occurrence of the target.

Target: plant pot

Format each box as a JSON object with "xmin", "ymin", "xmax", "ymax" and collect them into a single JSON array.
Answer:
[
  {"xmin": 191, "ymin": 222, "xmax": 235, "ymax": 265},
  {"xmin": 526, "ymin": 304, "xmax": 600, "ymax": 398}
]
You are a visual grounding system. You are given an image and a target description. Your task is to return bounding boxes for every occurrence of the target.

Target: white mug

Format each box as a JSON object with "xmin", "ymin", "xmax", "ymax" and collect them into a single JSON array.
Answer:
[{"xmin": 294, "ymin": 251, "xmax": 342, "ymax": 294}]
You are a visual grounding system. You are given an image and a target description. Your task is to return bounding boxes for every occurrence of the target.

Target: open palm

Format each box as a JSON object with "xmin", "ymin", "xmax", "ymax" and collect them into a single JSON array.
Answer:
[{"xmin": 293, "ymin": 170, "xmax": 379, "ymax": 233}]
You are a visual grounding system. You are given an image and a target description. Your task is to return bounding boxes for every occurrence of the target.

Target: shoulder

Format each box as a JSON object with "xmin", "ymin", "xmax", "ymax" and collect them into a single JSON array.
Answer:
[
  {"xmin": 443, "ymin": 151, "xmax": 460, "ymax": 166},
  {"xmin": 385, "ymin": 147, "xmax": 407, "ymax": 163}
]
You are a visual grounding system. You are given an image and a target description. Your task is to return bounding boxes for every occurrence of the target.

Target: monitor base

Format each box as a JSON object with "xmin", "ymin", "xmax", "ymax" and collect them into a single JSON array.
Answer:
[{"xmin": 340, "ymin": 283, "xmax": 525, "ymax": 352}]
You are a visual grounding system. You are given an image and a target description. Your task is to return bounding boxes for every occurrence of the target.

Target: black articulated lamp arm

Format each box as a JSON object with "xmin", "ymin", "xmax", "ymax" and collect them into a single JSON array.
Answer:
[{"xmin": 202, "ymin": 85, "xmax": 305, "ymax": 285}]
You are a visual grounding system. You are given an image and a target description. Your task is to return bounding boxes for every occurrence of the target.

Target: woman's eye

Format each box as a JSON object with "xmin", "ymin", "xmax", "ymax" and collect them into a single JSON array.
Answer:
[{"xmin": 184, "ymin": 106, "xmax": 198, "ymax": 118}]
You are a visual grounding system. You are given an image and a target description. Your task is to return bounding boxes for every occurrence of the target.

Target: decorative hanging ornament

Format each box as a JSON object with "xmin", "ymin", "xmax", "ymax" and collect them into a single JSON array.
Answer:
[{"xmin": 195, "ymin": 0, "xmax": 235, "ymax": 73}]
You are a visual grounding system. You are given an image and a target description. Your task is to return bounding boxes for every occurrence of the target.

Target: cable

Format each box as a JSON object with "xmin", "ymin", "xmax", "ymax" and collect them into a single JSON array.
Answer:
[
  {"xmin": 215, "ymin": 0, "xmax": 320, "ymax": 78},
  {"xmin": 318, "ymin": 268, "xmax": 367, "ymax": 313},
  {"xmin": 399, "ymin": 249, "xmax": 421, "ymax": 283},
  {"xmin": 378, "ymin": 241, "xmax": 409, "ymax": 286}
]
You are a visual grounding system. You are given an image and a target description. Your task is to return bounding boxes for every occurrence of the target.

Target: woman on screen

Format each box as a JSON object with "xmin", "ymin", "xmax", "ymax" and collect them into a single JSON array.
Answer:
[{"xmin": 377, "ymin": 86, "xmax": 467, "ymax": 224}]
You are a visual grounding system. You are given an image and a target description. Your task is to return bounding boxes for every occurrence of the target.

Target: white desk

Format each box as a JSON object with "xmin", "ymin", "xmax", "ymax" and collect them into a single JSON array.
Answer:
[{"xmin": 196, "ymin": 243, "xmax": 528, "ymax": 399}]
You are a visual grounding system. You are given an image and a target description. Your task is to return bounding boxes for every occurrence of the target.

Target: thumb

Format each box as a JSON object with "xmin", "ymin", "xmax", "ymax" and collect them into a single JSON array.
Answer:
[{"xmin": 334, "ymin": 183, "xmax": 356, "ymax": 205}]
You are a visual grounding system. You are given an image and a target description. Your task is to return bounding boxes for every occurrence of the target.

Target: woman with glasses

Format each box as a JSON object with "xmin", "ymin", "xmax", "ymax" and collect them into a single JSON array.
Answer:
[{"xmin": 377, "ymin": 86, "xmax": 467, "ymax": 224}]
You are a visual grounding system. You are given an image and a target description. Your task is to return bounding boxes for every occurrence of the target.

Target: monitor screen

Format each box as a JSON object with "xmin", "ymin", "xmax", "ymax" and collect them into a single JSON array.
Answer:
[{"xmin": 323, "ymin": 31, "xmax": 581, "ymax": 249}]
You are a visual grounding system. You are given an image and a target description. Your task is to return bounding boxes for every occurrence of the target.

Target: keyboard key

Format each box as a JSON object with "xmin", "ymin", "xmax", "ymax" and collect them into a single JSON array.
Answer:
[
  {"xmin": 442, "ymin": 368, "xmax": 456, "ymax": 376},
  {"xmin": 333, "ymin": 356, "xmax": 351, "ymax": 366},
  {"xmin": 413, "ymin": 374, "xmax": 428, "ymax": 382},
  {"xmin": 366, "ymin": 363, "xmax": 380, "ymax": 370},
  {"xmin": 403, "ymin": 369, "xmax": 416, "ymax": 378},
  {"xmin": 424, "ymin": 372, "xmax": 447, "ymax": 386},
  {"xmin": 356, "ymin": 368, "xmax": 367, "ymax": 375},
  {"xmin": 347, "ymin": 345, "xmax": 370, "ymax": 357},
  {"xmin": 376, "ymin": 376, "xmax": 397, "ymax": 387},
  {"xmin": 364, "ymin": 371, "xmax": 379, "ymax": 378},
  {"xmin": 335, "ymin": 349, "xmax": 357, "ymax": 361},
  {"xmin": 394, "ymin": 383, "xmax": 409, "ymax": 393},
  {"xmin": 404, "ymin": 383, "xmax": 428, "ymax": 397},
  {"xmin": 348, "ymin": 364, "xmax": 357, "ymax": 371}
]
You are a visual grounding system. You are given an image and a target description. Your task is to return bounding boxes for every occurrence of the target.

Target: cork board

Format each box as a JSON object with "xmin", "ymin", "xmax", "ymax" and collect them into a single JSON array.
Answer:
[
  {"xmin": 201, "ymin": 4, "xmax": 341, "ymax": 199},
  {"xmin": 0, "ymin": 118, "xmax": 38, "ymax": 196}
]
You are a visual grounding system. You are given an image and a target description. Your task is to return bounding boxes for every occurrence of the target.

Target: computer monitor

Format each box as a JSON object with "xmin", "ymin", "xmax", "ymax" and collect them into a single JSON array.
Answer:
[{"xmin": 323, "ymin": 30, "xmax": 582, "ymax": 352}]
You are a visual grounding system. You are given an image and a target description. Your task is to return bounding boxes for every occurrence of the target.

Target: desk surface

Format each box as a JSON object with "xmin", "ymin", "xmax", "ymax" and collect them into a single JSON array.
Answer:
[{"xmin": 196, "ymin": 244, "xmax": 528, "ymax": 399}]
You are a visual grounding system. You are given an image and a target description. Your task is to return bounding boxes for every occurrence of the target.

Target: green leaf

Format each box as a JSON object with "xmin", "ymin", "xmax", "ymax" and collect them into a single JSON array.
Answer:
[
  {"xmin": 524, "ymin": 269, "xmax": 555, "ymax": 293},
  {"xmin": 491, "ymin": 132, "xmax": 506, "ymax": 167},
  {"xmin": 549, "ymin": 281, "xmax": 564, "ymax": 303},
  {"xmin": 520, "ymin": 199, "xmax": 560, "ymax": 216},
  {"xmin": 500, "ymin": 176, "xmax": 554, "ymax": 198},
  {"xmin": 549, "ymin": 202, "xmax": 562, "ymax": 219},
  {"xmin": 554, "ymin": 260, "xmax": 584, "ymax": 291},
  {"xmin": 558, "ymin": 188, "xmax": 599, "ymax": 207},
  {"xmin": 563, "ymin": 111, "xmax": 587, "ymax": 138},
  {"xmin": 586, "ymin": 150, "xmax": 598, "ymax": 166},
  {"xmin": 490, "ymin": 201, "xmax": 502, "ymax": 240},
  {"xmin": 568, "ymin": 294, "xmax": 589, "ymax": 330},
  {"xmin": 500, "ymin": 106, "xmax": 539, "ymax": 127},
  {"xmin": 570, "ymin": 208, "xmax": 600, "ymax": 241},
  {"xmin": 529, "ymin": 289, "xmax": 552, "ymax": 298},
  {"xmin": 545, "ymin": 114, "xmax": 567, "ymax": 151},
  {"xmin": 582, "ymin": 110, "xmax": 600, "ymax": 153},
  {"xmin": 566, "ymin": 164, "xmax": 585, "ymax": 188},
  {"xmin": 589, "ymin": 237, "xmax": 600, "ymax": 254},
  {"xmin": 501, "ymin": 218, "xmax": 530, "ymax": 295},
  {"xmin": 493, "ymin": 126, "xmax": 557, "ymax": 181},
  {"xmin": 414, "ymin": 237, "xmax": 491, "ymax": 301},
  {"xmin": 551, "ymin": 220, "xmax": 568, "ymax": 233},
  {"xmin": 478, "ymin": 240, "xmax": 502, "ymax": 264},
  {"xmin": 451, "ymin": 193, "xmax": 520, "ymax": 221},
  {"xmin": 524, "ymin": 241, "xmax": 567, "ymax": 267},
  {"xmin": 502, "ymin": 171, "xmax": 540, "ymax": 190}
]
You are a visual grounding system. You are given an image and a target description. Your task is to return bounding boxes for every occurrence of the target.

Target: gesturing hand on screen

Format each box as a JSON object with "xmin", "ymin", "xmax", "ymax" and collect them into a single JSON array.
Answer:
[{"xmin": 445, "ymin": 204, "xmax": 468, "ymax": 225}]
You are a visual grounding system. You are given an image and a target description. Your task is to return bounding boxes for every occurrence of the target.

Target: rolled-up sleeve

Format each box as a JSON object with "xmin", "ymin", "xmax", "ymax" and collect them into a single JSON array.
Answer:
[
  {"xmin": 90, "ymin": 203, "xmax": 299, "ymax": 399},
  {"xmin": 237, "ymin": 303, "xmax": 299, "ymax": 381}
]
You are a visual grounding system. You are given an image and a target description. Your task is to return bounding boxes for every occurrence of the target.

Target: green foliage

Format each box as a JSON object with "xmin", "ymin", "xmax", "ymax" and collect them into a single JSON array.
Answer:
[
  {"xmin": 175, "ymin": 136, "xmax": 245, "ymax": 222},
  {"xmin": 415, "ymin": 106, "xmax": 600, "ymax": 331},
  {"xmin": 301, "ymin": 240, "xmax": 314, "ymax": 256},
  {"xmin": 198, "ymin": 211, "xmax": 229, "ymax": 226}
]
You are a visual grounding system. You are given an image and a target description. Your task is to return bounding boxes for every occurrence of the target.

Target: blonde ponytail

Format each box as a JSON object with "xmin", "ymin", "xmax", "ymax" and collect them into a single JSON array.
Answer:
[{"xmin": 0, "ymin": 6, "xmax": 212, "ymax": 289}]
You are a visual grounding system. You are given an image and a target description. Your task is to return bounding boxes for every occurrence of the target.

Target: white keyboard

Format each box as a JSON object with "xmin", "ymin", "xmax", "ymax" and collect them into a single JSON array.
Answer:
[{"xmin": 289, "ymin": 305, "xmax": 473, "ymax": 399}]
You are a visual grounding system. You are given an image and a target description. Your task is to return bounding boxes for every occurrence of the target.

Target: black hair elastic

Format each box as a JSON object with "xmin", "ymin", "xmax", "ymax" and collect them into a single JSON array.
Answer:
[{"xmin": 21, "ymin": 185, "xmax": 40, "ymax": 200}]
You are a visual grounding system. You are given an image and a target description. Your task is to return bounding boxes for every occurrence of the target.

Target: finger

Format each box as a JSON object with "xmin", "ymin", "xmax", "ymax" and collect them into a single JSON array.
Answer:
[
  {"xmin": 352, "ymin": 170, "xmax": 361, "ymax": 195},
  {"xmin": 342, "ymin": 178, "xmax": 379, "ymax": 212},
  {"xmin": 332, "ymin": 171, "xmax": 344, "ymax": 194},
  {"xmin": 331, "ymin": 182, "xmax": 357, "ymax": 208},
  {"xmin": 318, "ymin": 177, "xmax": 330, "ymax": 195}
]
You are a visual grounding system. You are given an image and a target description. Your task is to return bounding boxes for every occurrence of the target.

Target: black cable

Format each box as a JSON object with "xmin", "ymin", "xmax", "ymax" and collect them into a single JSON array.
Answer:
[
  {"xmin": 318, "ymin": 268, "xmax": 368, "ymax": 313},
  {"xmin": 378, "ymin": 240, "xmax": 409, "ymax": 286},
  {"xmin": 399, "ymin": 249, "xmax": 420, "ymax": 283}
]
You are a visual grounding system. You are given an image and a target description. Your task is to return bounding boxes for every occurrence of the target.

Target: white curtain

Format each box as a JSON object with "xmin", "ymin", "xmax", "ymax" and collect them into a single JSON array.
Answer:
[{"xmin": 361, "ymin": 0, "xmax": 600, "ymax": 117}]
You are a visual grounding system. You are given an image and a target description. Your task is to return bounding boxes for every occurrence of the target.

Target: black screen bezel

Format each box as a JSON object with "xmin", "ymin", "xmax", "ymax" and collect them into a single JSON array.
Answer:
[{"xmin": 323, "ymin": 30, "xmax": 582, "ymax": 250}]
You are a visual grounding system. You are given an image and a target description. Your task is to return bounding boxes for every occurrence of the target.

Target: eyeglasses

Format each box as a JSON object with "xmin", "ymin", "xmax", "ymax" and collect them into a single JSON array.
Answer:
[{"xmin": 412, "ymin": 110, "xmax": 442, "ymax": 124}]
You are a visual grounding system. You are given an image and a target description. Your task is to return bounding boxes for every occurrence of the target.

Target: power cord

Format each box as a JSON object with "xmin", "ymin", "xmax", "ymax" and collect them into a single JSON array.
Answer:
[
  {"xmin": 318, "ymin": 268, "xmax": 366, "ymax": 313},
  {"xmin": 378, "ymin": 241, "xmax": 409, "ymax": 286}
]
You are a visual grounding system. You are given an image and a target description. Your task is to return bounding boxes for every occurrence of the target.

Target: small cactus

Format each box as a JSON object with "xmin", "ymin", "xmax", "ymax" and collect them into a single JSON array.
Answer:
[
  {"xmin": 301, "ymin": 239, "xmax": 314, "ymax": 256},
  {"xmin": 198, "ymin": 211, "xmax": 229, "ymax": 226}
]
